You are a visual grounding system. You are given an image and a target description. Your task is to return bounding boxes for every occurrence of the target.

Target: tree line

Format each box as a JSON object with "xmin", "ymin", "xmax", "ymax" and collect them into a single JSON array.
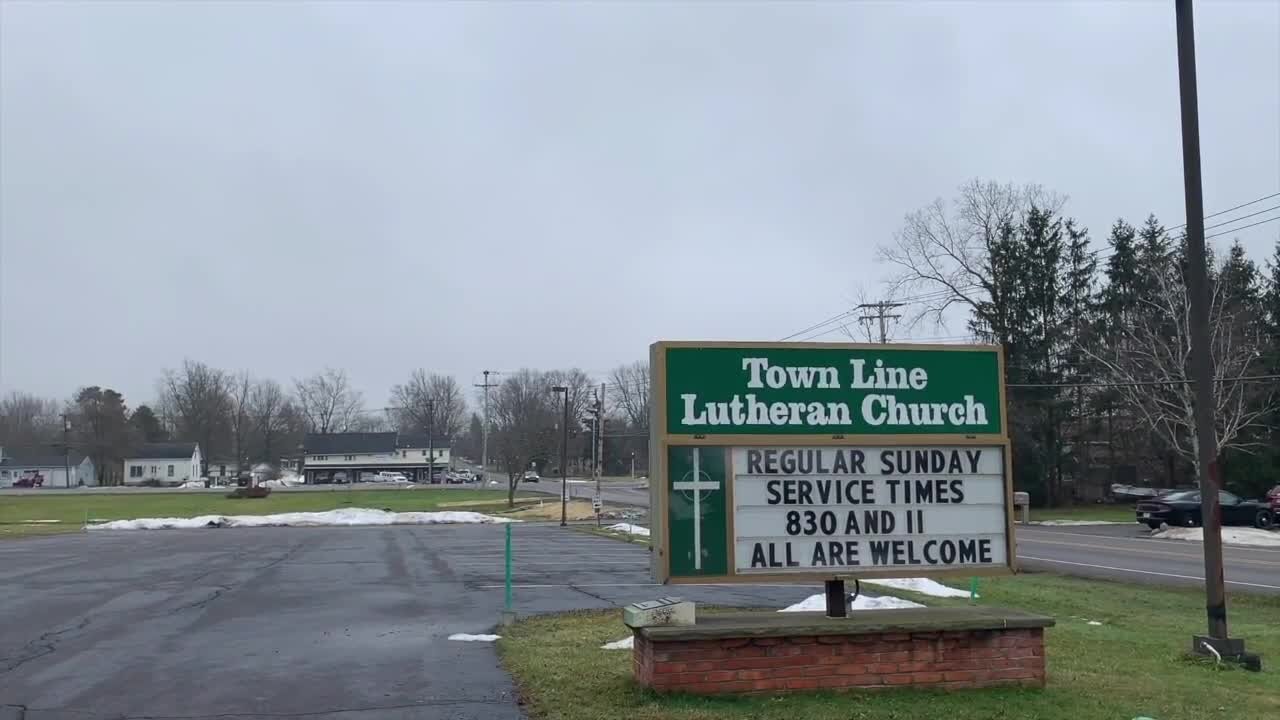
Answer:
[
  {"xmin": 0, "ymin": 361, "xmax": 655, "ymax": 490},
  {"xmin": 0, "ymin": 365, "xmax": 466, "ymax": 485},
  {"xmin": 880, "ymin": 179, "xmax": 1280, "ymax": 503}
]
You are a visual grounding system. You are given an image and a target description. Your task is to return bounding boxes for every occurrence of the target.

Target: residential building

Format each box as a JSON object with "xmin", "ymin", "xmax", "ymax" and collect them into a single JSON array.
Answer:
[
  {"xmin": 204, "ymin": 459, "xmax": 242, "ymax": 485},
  {"xmin": 302, "ymin": 432, "xmax": 449, "ymax": 484},
  {"xmin": 0, "ymin": 447, "xmax": 96, "ymax": 488},
  {"xmin": 123, "ymin": 443, "xmax": 202, "ymax": 486}
]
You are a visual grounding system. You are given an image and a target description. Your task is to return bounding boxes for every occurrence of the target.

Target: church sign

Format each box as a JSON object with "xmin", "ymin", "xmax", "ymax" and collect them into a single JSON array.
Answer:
[{"xmin": 649, "ymin": 341, "xmax": 1014, "ymax": 583}]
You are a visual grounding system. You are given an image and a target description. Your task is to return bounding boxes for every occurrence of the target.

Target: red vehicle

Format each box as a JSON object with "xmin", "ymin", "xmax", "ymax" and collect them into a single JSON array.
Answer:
[
  {"xmin": 13, "ymin": 470, "xmax": 45, "ymax": 488},
  {"xmin": 1267, "ymin": 485, "xmax": 1280, "ymax": 514}
]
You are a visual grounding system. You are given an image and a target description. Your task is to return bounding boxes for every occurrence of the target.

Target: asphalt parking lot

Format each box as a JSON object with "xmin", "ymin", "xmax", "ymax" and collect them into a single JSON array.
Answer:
[{"xmin": 0, "ymin": 524, "xmax": 814, "ymax": 719}]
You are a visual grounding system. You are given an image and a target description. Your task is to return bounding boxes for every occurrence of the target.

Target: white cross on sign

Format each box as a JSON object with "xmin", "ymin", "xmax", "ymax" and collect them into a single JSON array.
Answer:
[{"xmin": 671, "ymin": 447, "xmax": 721, "ymax": 570}]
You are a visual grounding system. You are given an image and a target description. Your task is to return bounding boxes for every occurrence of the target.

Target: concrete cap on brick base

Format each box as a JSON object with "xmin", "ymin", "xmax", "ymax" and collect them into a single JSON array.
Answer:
[{"xmin": 635, "ymin": 606, "xmax": 1054, "ymax": 642}]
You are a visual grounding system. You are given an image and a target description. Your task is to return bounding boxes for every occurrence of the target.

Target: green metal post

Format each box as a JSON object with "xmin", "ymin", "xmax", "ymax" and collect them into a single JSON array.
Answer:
[
  {"xmin": 504, "ymin": 523, "xmax": 513, "ymax": 612},
  {"xmin": 969, "ymin": 577, "xmax": 979, "ymax": 604}
]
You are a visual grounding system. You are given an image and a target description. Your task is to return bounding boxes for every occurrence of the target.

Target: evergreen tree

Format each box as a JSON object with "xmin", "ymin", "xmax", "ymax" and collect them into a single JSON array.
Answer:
[
  {"xmin": 129, "ymin": 404, "xmax": 168, "ymax": 443},
  {"xmin": 1264, "ymin": 241, "xmax": 1280, "ymax": 370},
  {"xmin": 1134, "ymin": 214, "xmax": 1171, "ymax": 299},
  {"xmin": 71, "ymin": 387, "xmax": 132, "ymax": 485},
  {"xmin": 1100, "ymin": 219, "xmax": 1139, "ymax": 331}
]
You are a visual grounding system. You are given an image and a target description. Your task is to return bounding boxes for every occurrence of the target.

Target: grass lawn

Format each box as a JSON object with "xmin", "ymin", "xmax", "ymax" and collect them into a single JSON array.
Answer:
[
  {"xmin": 0, "ymin": 488, "xmax": 525, "ymax": 538},
  {"xmin": 1025, "ymin": 504, "xmax": 1136, "ymax": 523},
  {"xmin": 499, "ymin": 573, "xmax": 1280, "ymax": 720}
]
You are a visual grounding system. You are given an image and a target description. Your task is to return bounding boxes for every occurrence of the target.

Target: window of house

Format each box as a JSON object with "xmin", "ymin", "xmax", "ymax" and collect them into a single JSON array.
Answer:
[
  {"xmin": 422, "ymin": 450, "xmax": 427, "ymax": 457},
  {"xmin": 402, "ymin": 451, "xmax": 407, "ymax": 458},
  {"xmin": 344, "ymin": 454, "xmax": 355, "ymax": 461},
  {"xmin": 130, "ymin": 466, "xmax": 143, "ymax": 478},
  {"xmin": 168, "ymin": 465, "xmax": 175, "ymax": 477},
  {"xmin": 314, "ymin": 455, "xmax": 327, "ymax": 461},
  {"xmin": 150, "ymin": 466, "xmax": 158, "ymax": 475}
]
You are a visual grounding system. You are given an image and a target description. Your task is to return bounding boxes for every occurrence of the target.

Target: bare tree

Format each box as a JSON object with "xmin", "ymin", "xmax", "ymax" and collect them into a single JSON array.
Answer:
[
  {"xmin": 227, "ymin": 371, "xmax": 253, "ymax": 472},
  {"xmin": 490, "ymin": 369, "xmax": 558, "ymax": 506},
  {"xmin": 294, "ymin": 368, "xmax": 365, "ymax": 434},
  {"xmin": 1084, "ymin": 260, "xmax": 1277, "ymax": 479},
  {"xmin": 247, "ymin": 379, "xmax": 299, "ymax": 464},
  {"xmin": 158, "ymin": 360, "xmax": 231, "ymax": 466},
  {"xmin": 877, "ymin": 179, "xmax": 1063, "ymax": 329},
  {"xmin": 389, "ymin": 370, "xmax": 467, "ymax": 442},
  {"xmin": 608, "ymin": 361, "xmax": 650, "ymax": 430},
  {"xmin": 0, "ymin": 391, "xmax": 61, "ymax": 448}
]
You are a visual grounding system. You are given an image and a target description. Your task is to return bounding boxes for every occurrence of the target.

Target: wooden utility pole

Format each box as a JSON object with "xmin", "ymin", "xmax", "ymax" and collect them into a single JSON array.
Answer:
[
  {"xmin": 1174, "ymin": 0, "xmax": 1251, "ymax": 665},
  {"xmin": 596, "ymin": 383, "xmax": 605, "ymax": 527},
  {"xmin": 857, "ymin": 302, "xmax": 903, "ymax": 344}
]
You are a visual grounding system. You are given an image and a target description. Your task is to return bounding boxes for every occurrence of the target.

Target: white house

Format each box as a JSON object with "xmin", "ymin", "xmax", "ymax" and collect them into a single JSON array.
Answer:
[
  {"xmin": 0, "ymin": 447, "xmax": 97, "ymax": 488},
  {"xmin": 302, "ymin": 432, "xmax": 450, "ymax": 484},
  {"xmin": 123, "ymin": 442, "xmax": 201, "ymax": 486}
]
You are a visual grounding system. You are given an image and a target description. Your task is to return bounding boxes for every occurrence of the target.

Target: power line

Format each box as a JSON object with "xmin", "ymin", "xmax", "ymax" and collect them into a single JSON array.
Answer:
[
  {"xmin": 1204, "ymin": 214, "xmax": 1280, "ymax": 241},
  {"xmin": 1201, "ymin": 204, "xmax": 1280, "ymax": 232},
  {"xmin": 779, "ymin": 308, "xmax": 860, "ymax": 341},
  {"xmin": 1008, "ymin": 374, "xmax": 1280, "ymax": 389},
  {"xmin": 1167, "ymin": 191, "xmax": 1280, "ymax": 231}
]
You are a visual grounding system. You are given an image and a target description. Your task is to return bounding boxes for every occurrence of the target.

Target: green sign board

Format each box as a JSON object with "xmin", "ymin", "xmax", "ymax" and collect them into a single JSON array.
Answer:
[
  {"xmin": 649, "ymin": 341, "xmax": 1013, "ymax": 584},
  {"xmin": 664, "ymin": 345, "xmax": 1003, "ymax": 436}
]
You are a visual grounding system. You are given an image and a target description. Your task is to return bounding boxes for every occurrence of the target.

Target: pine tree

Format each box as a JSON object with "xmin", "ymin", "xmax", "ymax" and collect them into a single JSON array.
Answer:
[
  {"xmin": 1059, "ymin": 219, "xmax": 1098, "ymax": 491},
  {"xmin": 1100, "ymin": 219, "xmax": 1139, "ymax": 331},
  {"xmin": 1265, "ymin": 241, "xmax": 1280, "ymax": 369},
  {"xmin": 1135, "ymin": 214, "xmax": 1171, "ymax": 295}
]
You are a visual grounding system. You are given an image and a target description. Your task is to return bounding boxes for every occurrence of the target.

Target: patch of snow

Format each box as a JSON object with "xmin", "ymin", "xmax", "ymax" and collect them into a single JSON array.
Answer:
[
  {"xmin": 863, "ymin": 578, "xmax": 972, "ymax": 598},
  {"xmin": 179, "ymin": 481, "xmax": 208, "ymax": 489},
  {"xmin": 260, "ymin": 478, "xmax": 304, "ymax": 489},
  {"xmin": 449, "ymin": 633, "xmax": 501, "ymax": 642},
  {"xmin": 23, "ymin": 519, "xmax": 62, "ymax": 524},
  {"xmin": 1087, "ymin": 621, "xmax": 1103, "ymax": 626},
  {"xmin": 601, "ymin": 636, "xmax": 634, "ymax": 650},
  {"xmin": 1029, "ymin": 520, "xmax": 1132, "ymax": 526},
  {"xmin": 779, "ymin": 593, "xmax": 924, "ymax": 613},
  {"xmin": 607, "ymin": 523, "xmax": 650, "ymax": 538},
  {"xmin": 1152, "ymin": 526, "xmax": 1280, "ymax": 548},
  {"xmin": 89, "ymin": 508, "xmax": 515, "ymax": 531}
]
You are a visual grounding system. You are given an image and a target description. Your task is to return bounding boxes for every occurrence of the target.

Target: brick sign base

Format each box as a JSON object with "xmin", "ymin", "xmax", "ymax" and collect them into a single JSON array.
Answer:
[{"xmin": 629, "ymin": 607, "xmax": 1052, "ymax": 695}]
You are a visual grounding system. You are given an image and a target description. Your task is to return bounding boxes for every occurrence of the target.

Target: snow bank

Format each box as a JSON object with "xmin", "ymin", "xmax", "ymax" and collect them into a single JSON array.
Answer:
[
  {"xmin": 863, "ymin": 578, "xmax": 973, "ymax": 598},
  {"xmin": 1152, "ymin": 526, "xmax": 1280, "ymax": 548},
  {"xmin": 601, "ymin": 636, "xmax": 634, "ymax": 650},
  {"xmin": 261, "ymin": 477, "xmax": 304, "ymax": 489},
  {"xmin": 449, "ymin": 633, "xmax": 501, "ymax": 642},
  {"xmin": 179, "ymin": 481, "xmax": 208, "ymax": 489},
  {"xmin": 607, "ymin": 523, "xmax": 650, "ymax": 538},
  {"xmin": 89, "ymin": 508, "xmax": 514, "ymax": 531},
  {"xmin": 780, "ymin": 593, "xmax": 924, "ymax": 613},
  {"xmin": 1029, "ymin": 520, "xmax": 1131, "ymax": 526}
]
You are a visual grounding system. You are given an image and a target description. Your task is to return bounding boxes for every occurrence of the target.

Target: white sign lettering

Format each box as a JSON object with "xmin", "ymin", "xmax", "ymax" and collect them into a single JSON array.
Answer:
[{"xmin": 732, "ymin": 446, "xmax": 1007, "ymax": 573}]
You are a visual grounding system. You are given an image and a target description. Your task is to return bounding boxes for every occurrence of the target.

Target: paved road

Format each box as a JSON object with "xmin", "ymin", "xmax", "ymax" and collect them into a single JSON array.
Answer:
[
  {"xmin": 1015, "ymin": 524, "xmax": 1279, "ymax": 594},
  {"xmin": 516, "ymin": 483, "xmax": 1280, "ymax": 593},
  {"xmin": 0, "ymin": 524, "xmax": 813, "ymax": 719}
]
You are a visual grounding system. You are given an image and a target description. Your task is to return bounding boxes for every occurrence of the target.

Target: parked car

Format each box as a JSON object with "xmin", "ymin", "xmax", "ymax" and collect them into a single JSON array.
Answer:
[
  {"xmin": 445, "ymin": 471, "xmax": 470, "ymax": 484},
  {"xmin": 368, "ymin": 471, "xmax": 408, "ymax": 483},
  {"xmin": 1136, "ymin": 490, "xmax": 1274, "ymax": 530},
  {"xmin": 522, "ymin": 470, "xmax": 540, "ymax": 483},
  {"xmin": 1267, "ymin": 486, "xmax": 1280, "ymax": 514}
]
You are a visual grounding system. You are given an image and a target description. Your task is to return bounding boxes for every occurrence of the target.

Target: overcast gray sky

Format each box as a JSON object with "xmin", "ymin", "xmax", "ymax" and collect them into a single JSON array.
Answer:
[{"xmin": 2, "ymin": 0, "xmax": 1277, "ymax": 407}]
